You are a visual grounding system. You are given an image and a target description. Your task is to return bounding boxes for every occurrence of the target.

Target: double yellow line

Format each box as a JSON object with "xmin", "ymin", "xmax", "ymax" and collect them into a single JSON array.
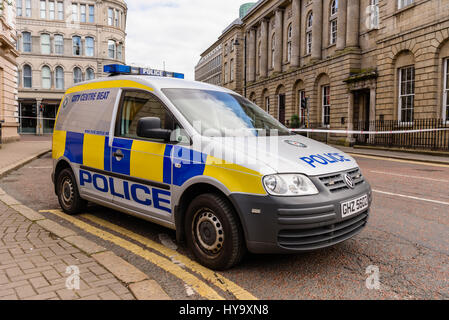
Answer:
[{"xmin": 43, "ymin": 209, "xmax": 257, "ymax": 300}]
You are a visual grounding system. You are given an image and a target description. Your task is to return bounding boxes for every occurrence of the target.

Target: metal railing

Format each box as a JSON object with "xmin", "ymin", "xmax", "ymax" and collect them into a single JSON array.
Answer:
[{"xmin": 353, "ymin": 118, "xmax": 449, "ymax": 151}]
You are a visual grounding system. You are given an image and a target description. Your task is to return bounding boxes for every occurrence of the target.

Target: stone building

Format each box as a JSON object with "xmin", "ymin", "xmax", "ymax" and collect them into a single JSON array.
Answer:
[
  {"xmin": 195, "ymin": 39, "xmax": 223, "ymax": 86},
  {"xmin": 16, "ymin": 0, "xmax": 127, "ymax": 135},
  {"xmin": 200, "ymin": 0, "xmax": 449, "ymax": 146},
  {"xmin": 0, "ymin": 0, "xmax": 20, "ymax": 143}
]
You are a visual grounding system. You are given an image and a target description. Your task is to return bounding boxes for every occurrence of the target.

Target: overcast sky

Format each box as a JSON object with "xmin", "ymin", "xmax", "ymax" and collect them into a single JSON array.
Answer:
[{"xmin": 125, "ymin": 0, "xmax": 249, "ymax": 80}]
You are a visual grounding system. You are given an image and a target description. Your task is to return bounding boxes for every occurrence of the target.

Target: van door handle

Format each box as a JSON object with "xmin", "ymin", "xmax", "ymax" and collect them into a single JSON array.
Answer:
[{"xmin": 113, "ymin": 150, "xmax": 124, "ymax": 161}]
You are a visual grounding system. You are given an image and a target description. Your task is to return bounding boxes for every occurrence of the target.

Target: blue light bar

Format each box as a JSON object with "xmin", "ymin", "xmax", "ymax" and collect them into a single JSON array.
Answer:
[{"xmin": 104, "ymin": 64, "xmax": 184, "ymax": 79}]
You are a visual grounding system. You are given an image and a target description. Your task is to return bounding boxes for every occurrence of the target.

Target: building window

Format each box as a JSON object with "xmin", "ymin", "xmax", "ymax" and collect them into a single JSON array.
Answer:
[
  {"xmin": 117, "ymin": 43, "xmax": 122, "ymax": 60},
  {"xmin": 330, "ymin": 20, "xmax": 337, "ymax": 45},
  {"xmin": 398, "ymin": 66, "xmax": 415, "ymax": 123},
  {"xmin": 73, "ymin": 67, "xmax": 83, "ymax": 84},
  {"xmin": 329, "ymin": 1, "xmax": 338, "ymax": 45},
  {"xmin": 86, "ymin": 68, "xmax": 95, "ymax": 80},
  {"xmin": 88, "ymin": 5, "xmax": 94, "ymax": 23},
  {"xmin": 40, "ymin": 33, "xmax": 50, "ymax": 54},
  {"xmin": 230, "ymin": 59, "xmax": 234, "ymax": 81},
  {"xmin": 85, "ymin": 37, "xmax": 94, "ymax": 56},
  {"xmin": 22, "ymin": 32, "xmax": 31, "ymax": 52},
  {"xmin": 287, "ymin": 24, "xmax": 292, "ymax": 62},
  {"xmin": 444, "ymin": 59, "xmax": 449, "ymax": 122},
  {"xmin": 108, "ymin": 40, "xmax": 116, "ymax": 59},
  {"xmin": 49, "ymin": 1, "xmax": 55, "ymax": 20},
  {"xmin": 271, "ymin": 34, "xmax": 275, "ymax": 69},
  {"xmin": 224, "ymin": 62, "xmax": 228, "ymax": 83},
  {"xmin": 23, "ymin": 64, "xmax": 32, "ymax": 88},
  {"xmin": 322, "ymin": 85, "xmax": 331, "ymax": 126},
  {"xmin": 41, "ymin": 66, "xmax": 51, "ymax": 89},
  {"xmin": 80, "ymin": 4, "xmax": 86, "ymax": 22},
  {"xmin": 54, "ymin": 34, "xmax": 64, "ymax": 54},
  {"xmin": 306, "ymin": 12, "xmax": 313, "ymax": 55},
  {"xmin": 108, "ymin": 8, "xmax": 113, "ymax": 26},
  {"xmin": 57, "ymin": 1, "xmax": 64, "ymax": 20},
  {"xmin": 265, "ymin": 96, "xmax": 270, "ymax": 113},
  {"xmin": 72, "ymin": 3, "xmax": 78, "ymax": 22},
  {"xmin": 55, "ymin": 66, "xmax": 64, "ymax": 89},
  {"xmin": 331, "ymin": 0, "xmax": 338, "ymax": 16},
  {"xmin": 40, "ymin": 0, "xmax": 46, "ymax": 19},
  {"xmin": 72, "ymin": 36, "xmax": 81, "ymax": 56},
  {"xmin": 369, "ymin": 0, "xmax": 379, "ymax": 29},
  {"xmin": 25, "ymin": 0, "xmax": 31, "ymax": 17},
  {"xmin": 398, "ymin": 0, "xmax": 413, "ymax": 10},
  {"xmin": 17, "ymin": 0, "xmax": 22, "ymax": 16}
]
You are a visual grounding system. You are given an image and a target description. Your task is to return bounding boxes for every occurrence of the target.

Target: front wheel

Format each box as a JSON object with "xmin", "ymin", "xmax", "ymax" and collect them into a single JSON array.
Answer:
[
  {"xmin": 185, "ymin": 193, "xmax": 246, "ymax": 270},
  {"xmin": 56, "ymin": 168, "xmax": 87, "ymax": 215}
]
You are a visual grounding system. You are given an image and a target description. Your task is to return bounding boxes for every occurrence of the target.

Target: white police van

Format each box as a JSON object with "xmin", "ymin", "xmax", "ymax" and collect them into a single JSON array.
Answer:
[{"xmin": 52, "ymin": 64, "xmax": 372, "ymax": 270}]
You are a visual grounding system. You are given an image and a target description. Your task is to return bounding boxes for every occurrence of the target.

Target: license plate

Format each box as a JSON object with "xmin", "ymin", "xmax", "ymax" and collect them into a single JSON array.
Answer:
[{"xmin": 341, "ymin": 194, "xmax": 369, "ymax": 218}]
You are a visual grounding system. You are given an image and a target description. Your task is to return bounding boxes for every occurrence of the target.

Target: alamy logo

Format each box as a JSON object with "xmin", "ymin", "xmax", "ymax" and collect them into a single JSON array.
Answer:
[{"xmin": 365, "ymin": 265, "xmax": 380, "ymax": 290}]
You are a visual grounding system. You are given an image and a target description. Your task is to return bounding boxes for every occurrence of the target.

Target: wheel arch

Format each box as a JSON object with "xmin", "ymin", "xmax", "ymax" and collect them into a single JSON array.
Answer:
[{"xmin": 53, "ymin": 158, "xmax": 72, "ymax": 194}]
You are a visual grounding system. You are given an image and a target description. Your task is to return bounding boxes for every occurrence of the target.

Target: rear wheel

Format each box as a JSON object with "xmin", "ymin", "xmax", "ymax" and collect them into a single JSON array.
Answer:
[
  {"xmin": 185, "ymin": 193, "xmax": 246, "ymax": 270},
  {"xmin": 56, "ymin": 168, "xmax": 87, "ymax": 215}
]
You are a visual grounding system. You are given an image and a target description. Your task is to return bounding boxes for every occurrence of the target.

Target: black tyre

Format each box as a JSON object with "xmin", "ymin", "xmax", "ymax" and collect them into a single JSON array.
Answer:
[
  {"xmin": 185, "ymin": 193, "xmax": 246, "ymax": 270},
  {"xmin": 56, "ymin": 168, "xmax": 87, "ymax": 215}
]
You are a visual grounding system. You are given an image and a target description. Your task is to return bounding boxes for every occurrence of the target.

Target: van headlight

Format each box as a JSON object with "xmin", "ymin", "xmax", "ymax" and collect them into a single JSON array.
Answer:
[{"xmin": 263, "ymin": 174, "xmax": 319, "ymax": 196}]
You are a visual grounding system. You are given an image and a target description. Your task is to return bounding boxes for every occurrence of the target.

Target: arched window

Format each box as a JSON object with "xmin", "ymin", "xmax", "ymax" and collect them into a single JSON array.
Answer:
[
  {"xmin": 41, "ymin": 66, "xmax": 51, "ymax": 89},
  {"xmin": 22, "ymin": 31, "xmax": 32, "ymax": 52},
  {"xmin": 331, "ymin": 0, "xmax": 338, "ymax": 16},
  {"xmin": 85, "ymin": 37, "xmax": 94, "ymax": 57},
  {"xmin": 54, "ymin": 34, "xmax": 64, "ymax": 55},
  {"xmin": 23, "ymin": 64, "xmax": 32, "ymax": 88},
  {"xmin": 73, "ymin": 67, "xmax": 83, "ymax": 84},
  {"xmin": 271, "ymin": 34, "xmax": 275, "ymax": 68},
  {"xmin": 55, "ymin": 66, "xmax": 64, "ymax": 89},
  {"xmin": 306, "ymin": 12, "xmax": 313, "ymax": 55},
  {"xmin": 287, "ymin": 24, "xmax": 292, "ymax": 62},
  {"xmin": 72, "ymin": 36, "xmax": 81, "ymax": 56},
  {"xmin": 86, "ymin": 68, "xmax": 95, "ymax": 80},
  {"xmin": 117, "ymin": 43, "xmax": 123, "ymax": 60},
  {"xmin": 108, "ymin": 40, "xmax": 116, "ymax": 59},
  {"xmin": 41, "ymin": 33, "xmax": 51, "ymax": 54},
  {"xmin": 330, "ymin": 0, "xmax": 338, "ymax": 45}
]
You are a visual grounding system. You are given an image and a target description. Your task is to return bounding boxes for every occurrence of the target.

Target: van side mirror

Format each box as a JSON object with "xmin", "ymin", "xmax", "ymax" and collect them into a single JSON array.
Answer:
[{"xmin": 137, "ymin": 117, "xmax": 172, "ymax": 141}]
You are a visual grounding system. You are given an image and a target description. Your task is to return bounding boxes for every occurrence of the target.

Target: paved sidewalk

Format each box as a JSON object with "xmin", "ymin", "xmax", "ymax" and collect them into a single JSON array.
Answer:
[
  {"xmin": 335, "ymin": 146, "xmax": 449, "ymax": 165},
  {"xmin": 0, "ymin": 137, "xmax": 170, "ymax": 300},
  {"xmin": 0, "ymin": 136, "xmax": 52, "ymax": 177}
]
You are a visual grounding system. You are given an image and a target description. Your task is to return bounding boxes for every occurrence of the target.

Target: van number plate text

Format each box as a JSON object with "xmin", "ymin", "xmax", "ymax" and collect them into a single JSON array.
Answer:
[{"xmin": 341, "ymin": 195, "xmax": 369, "ymax": 218}]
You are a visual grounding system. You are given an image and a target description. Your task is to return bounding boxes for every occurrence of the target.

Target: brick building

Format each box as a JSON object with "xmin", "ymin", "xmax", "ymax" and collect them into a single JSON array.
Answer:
[
  {"xmin": 0, "ymin": 0, "xmax": 20, "ymax": 143},
  {"xmin": 197, "ymin": 0, "xmax": 449, "ymax": 146}
]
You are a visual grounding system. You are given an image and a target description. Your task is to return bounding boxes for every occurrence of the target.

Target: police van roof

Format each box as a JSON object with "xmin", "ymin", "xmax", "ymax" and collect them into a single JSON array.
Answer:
[{"xmin": 71, "ymin": 75, "xmax": 234, "ymax": 94}]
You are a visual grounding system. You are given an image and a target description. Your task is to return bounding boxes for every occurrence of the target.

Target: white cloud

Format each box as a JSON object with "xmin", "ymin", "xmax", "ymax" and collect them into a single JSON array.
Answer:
[{"xmin": 125, "ymin": 0, "xmax": 247, "ymax": 80}]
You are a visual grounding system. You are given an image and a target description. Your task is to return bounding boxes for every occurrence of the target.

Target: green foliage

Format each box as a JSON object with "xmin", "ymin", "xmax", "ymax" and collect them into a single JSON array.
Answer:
[{"xmin": 290, "ymin": 114, "xmax": 300, "ymax": 129}]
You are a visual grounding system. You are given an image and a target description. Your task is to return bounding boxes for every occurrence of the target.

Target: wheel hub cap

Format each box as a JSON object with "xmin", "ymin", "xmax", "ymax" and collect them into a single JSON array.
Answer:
[{"xmin": 194, "ymin": 210, "xmax": 224, "ymax": 255}]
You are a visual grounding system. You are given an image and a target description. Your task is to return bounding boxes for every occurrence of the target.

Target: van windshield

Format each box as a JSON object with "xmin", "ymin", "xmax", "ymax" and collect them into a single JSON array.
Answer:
[{"xmin": 162, "ymin": 88, "xmax": 292, "ymax": 137}]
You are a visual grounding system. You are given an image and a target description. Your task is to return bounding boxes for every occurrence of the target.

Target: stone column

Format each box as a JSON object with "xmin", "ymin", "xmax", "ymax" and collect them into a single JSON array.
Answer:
[
  {"xmin": 346, "ymin": 92, "xmax": 354, "ymax": 144},
  {"xmin": 247, "ymin": 28, "xmax": 256, "ymax": 82},
  {"xmin": 369, "ymin": 87, "xmax": 376, "ymax": 143},
  {"xmin": 311, "ymin": 0, "xmax": 323, "ymax": 60},
  {"xmin": 291, "ymin": 0, "xmax": 301, "ymax": 67},
  {"xmin": 36, "ymin": 99, "xmax": 43, "ymax": 136},
  {"xmin": 274, "ymin": 9, "xmax": 283, "ymax": 73},
  {"xmin": 336, "ymin": 0, "xmax": 347, "ymax": 50},
  {"xmin": 260, "ymin": 19, "xmax": 269, "ymax": 78},
  {"xmin": 346, "ymin": 0, "xmax": 360, "ymax": 48}
]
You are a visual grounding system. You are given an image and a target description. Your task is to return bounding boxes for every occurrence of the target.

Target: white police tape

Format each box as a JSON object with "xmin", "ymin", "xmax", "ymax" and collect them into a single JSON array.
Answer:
[{"xmin": 291, "ymin": 128, "xmax": 449, "ymax": 135}]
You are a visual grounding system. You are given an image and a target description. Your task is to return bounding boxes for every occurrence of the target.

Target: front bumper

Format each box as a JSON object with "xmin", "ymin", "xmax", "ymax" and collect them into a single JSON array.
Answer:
[{"xmin": 229, "ymin": 172, "xmax": 372, "ymax": 254}]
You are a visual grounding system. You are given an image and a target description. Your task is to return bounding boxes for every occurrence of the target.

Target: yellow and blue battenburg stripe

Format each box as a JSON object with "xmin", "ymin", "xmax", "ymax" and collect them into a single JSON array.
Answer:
[{"xmin": 53, "ymin": 131, "xmax": 267, "ymax": 195}]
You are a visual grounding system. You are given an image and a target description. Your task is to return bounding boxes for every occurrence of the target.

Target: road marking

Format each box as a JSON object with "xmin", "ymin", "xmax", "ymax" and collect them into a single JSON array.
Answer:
[
  {"xmin": 370, "ymin": 171, "xmax": 449, "ymax": 183},
  {"xmin": 82, "ymin": 213, "xmax": 258, "ymax": 300},
  {"xmin": 373, "ymin": 190, "xmax": 449, "ymax": 206},
  {"xmin": 43, "ymin": 209, "xmax": 224, "ymax": 300},
  {"xmin": 347, "ymin": 153, "xmax": 449, "ymax": 168}
]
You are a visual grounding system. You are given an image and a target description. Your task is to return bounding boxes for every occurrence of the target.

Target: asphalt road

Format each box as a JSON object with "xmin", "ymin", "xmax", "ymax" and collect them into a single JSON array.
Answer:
[{"xmin": 1, "ymin": 152, "xmax": 448, "ymax": 300}]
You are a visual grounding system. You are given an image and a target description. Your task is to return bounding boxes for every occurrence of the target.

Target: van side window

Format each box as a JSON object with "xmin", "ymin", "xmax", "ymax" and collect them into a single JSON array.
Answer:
[{"xmin": 116, "ymin": 91, "xmax": 176, "ymax": 140}]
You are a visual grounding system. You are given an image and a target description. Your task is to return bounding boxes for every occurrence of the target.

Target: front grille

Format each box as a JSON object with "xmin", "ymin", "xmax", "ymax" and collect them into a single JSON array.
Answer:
[
  {"xmin": 319, "ymin": 168, "xmax": 365, "ymax": 193},
  {"xmin": 278, "ymin": 211, "xmax": 368, "ymax": 250}
]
